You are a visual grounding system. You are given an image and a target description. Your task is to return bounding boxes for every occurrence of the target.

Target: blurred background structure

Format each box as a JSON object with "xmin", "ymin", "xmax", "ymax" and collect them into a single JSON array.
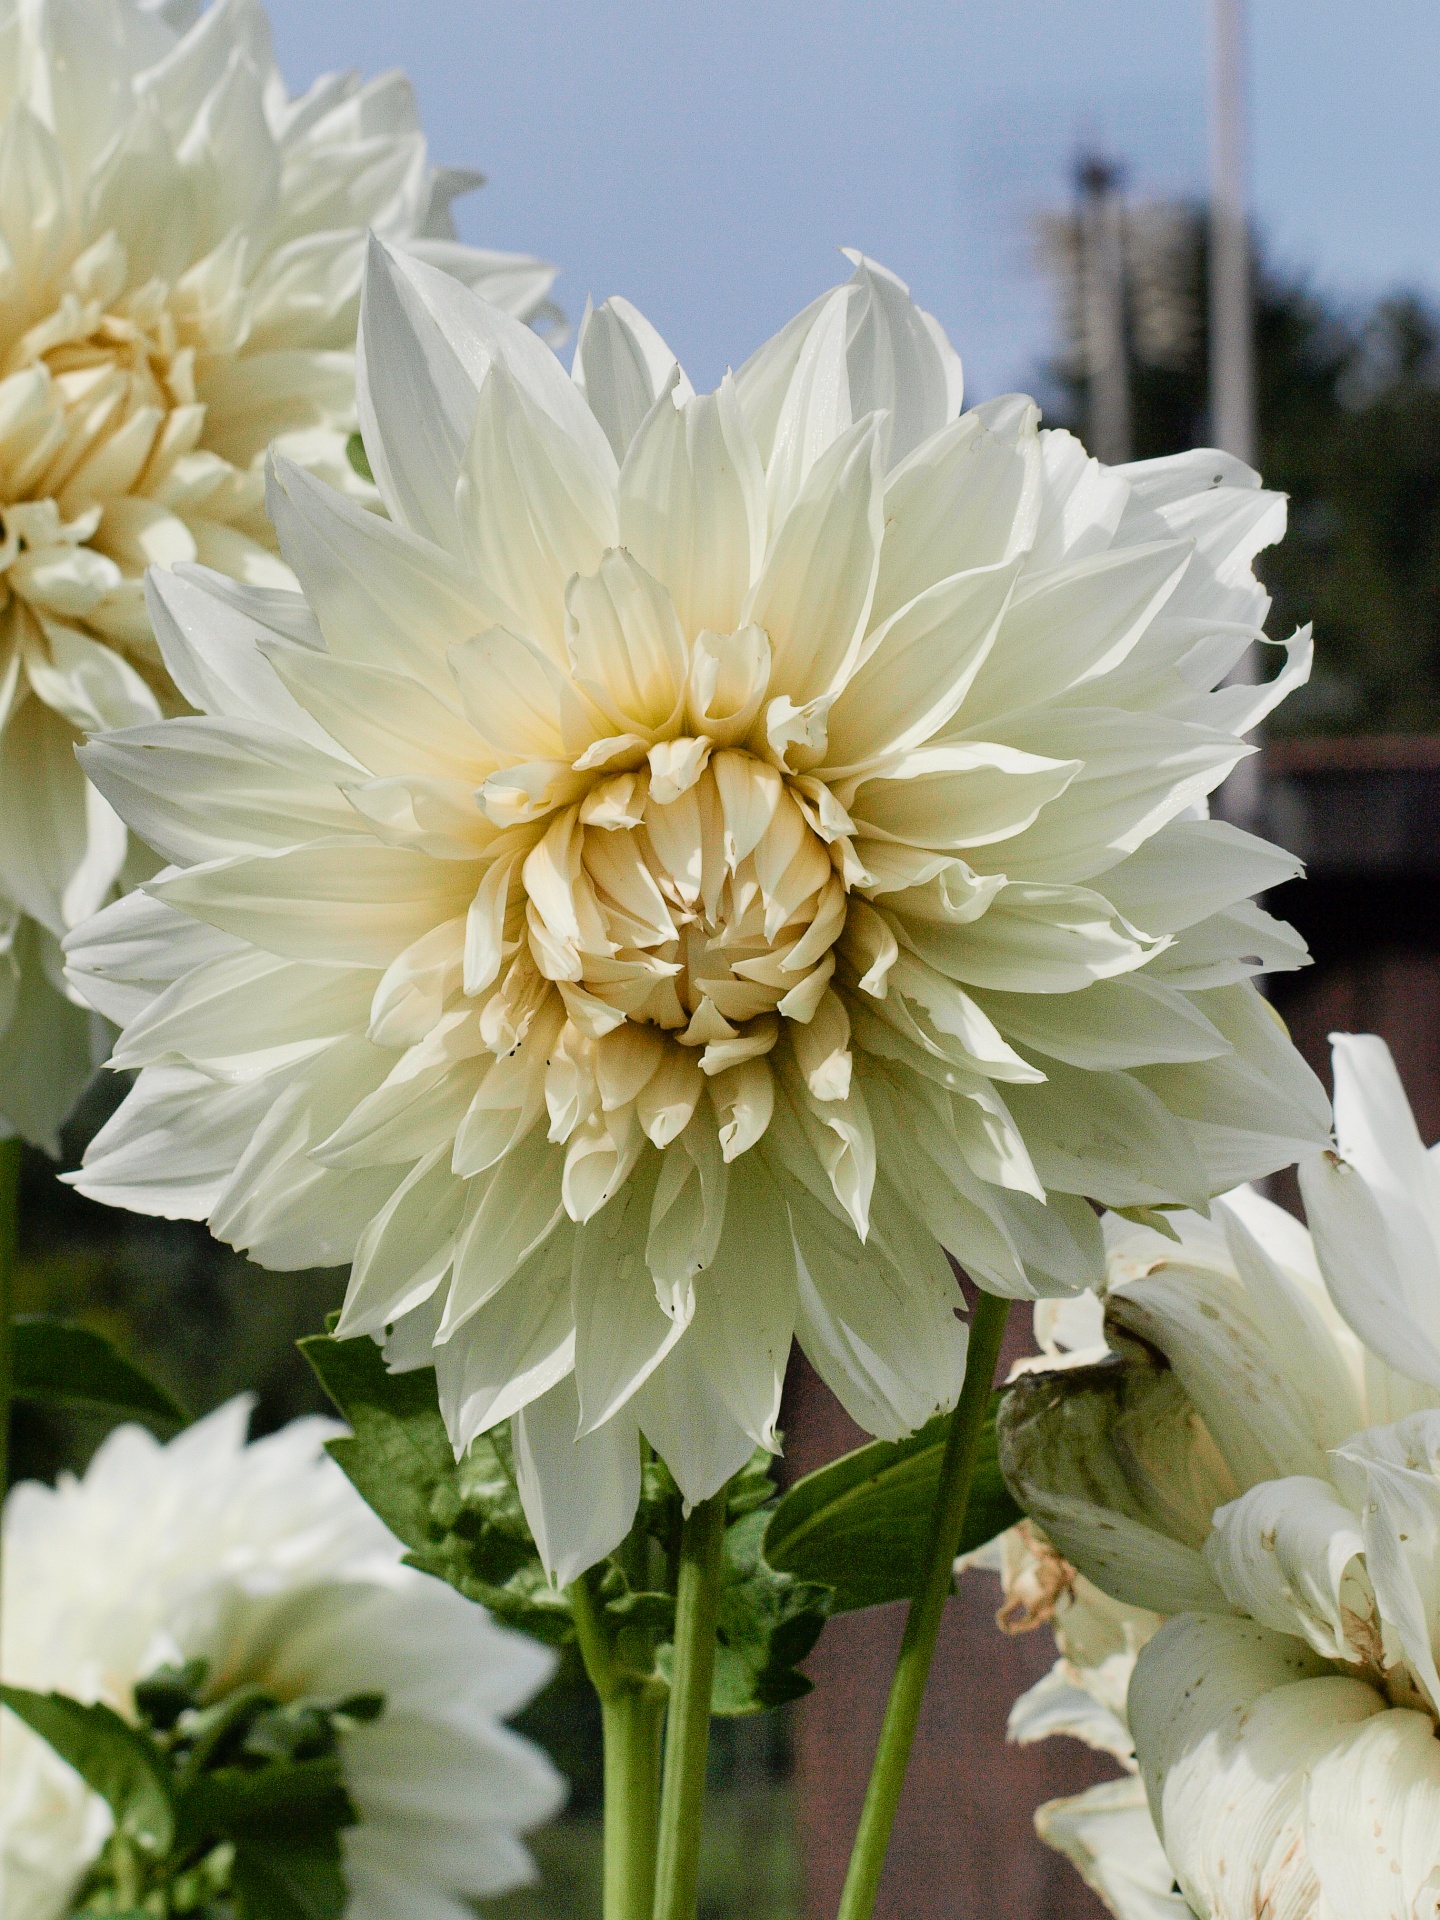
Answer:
[{"xmin": 13, "ymin": 4, "xmax": 1440, "ymax": 1917}]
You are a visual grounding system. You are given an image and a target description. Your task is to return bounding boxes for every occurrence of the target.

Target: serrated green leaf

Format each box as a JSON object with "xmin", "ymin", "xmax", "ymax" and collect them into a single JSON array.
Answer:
[
  {"xmin": 707, "ymin": 1511, "xmax": 830, "ymax": 1715},
  {"xmin": 344, "ymin": 431, "xmax": 373, "ymax": 484},
  {"xmin": 299, "ymin": 1334, "xmax": 567, "ymax": 1641},
  {"xmin": 12, "ymin": 1320, "xmax": 188, "ymax": 1432},
  {"xmin": 299, "ymin": 1334, "xmax": 455, "ymax": 1552},
  {"xmin": 0, "ymin": 1686, "xmax": 174, "ymax": 1854},
  {"xmin": 762, "ymin": 1393, "xmax": 1022, "ymax": 1613}
]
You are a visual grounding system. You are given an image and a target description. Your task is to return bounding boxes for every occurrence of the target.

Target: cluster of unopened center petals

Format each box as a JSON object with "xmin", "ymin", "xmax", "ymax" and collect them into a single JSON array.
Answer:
[
  {"xmin": 999, "ymin": 1034, "xmax": 1440, "ymax": 1920},
  {"xmin": 65, "ymin": 237, "xmax": 1328, "ymax": 1581},
  {"xmin": 0, "ymin": 0, "xmax": 555, "ymax": 1150},
  {"xmin": 0, "ymin": 1400, "xmax": 563, "ymax": 1920}
]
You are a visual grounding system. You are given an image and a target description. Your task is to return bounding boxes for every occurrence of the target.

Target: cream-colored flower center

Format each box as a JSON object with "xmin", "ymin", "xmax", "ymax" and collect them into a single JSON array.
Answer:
[
  {"xmin": 526, "ymin": 751, "xmax": 847, "ymax": 1060},
  {"xmin": 0, "ymin": 235, "xmax": 266, "ymax": 663}
]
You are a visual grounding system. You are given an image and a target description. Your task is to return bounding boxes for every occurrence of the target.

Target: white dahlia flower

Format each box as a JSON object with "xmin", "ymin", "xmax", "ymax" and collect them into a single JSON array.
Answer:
[
  {"xmin": 64, "ymin": 239, "xmax": 1326, "ymax": 1581},
  {"xmin": 0, "ymin": 1399, "xmax": 564, "ymax": 1920},
  {"xmin": 1000, "ymin": 1034, "xmax": 1440, "ymax": 1920},
  {"xmin": 0, "ymin": 0, "xmax": 556, "ymax": 1151}
]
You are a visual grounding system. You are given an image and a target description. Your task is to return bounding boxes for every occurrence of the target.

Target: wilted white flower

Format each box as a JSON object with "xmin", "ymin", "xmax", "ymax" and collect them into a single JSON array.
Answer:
[
  {"xmin": 0, "ymin": 0, "xmax": 556, "ymax": 1150},
  {"xmin": 0, "ymin": 1400, "xmax": 564, "ymax": 1920},
  {"xmin": 64, "ymin": 238, "xmax": 1326, "ymax": 1581},
  {"xmin": 1001, "ymin": 1033, "xmax": 1440, "ymax": 1920}
]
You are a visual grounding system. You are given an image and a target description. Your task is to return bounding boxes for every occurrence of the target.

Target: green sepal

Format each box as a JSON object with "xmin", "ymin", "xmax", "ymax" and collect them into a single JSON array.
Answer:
[
  {"xmin": 762, "ymin": 1393, "xmax": 1022, "ymax": 1613},
  {"xmin": 0, "ymin": 1685, "xmax": 175, "ymax": 1854},
  {"xmin": 298, "ymin": 1332, "xmax": 569, "ymax": 1645},
  {"xmin": 344, "ymin": 431, "xmax": 373, "ymax": 483},
  {"xmin": 12, "ymin": 1319, "xmax": 189, "ymax": 1433}
]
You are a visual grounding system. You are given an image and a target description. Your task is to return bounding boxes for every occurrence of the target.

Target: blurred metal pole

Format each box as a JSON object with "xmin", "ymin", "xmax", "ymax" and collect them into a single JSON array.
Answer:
[
  {"xmin": 1078, "ymin": 156, "xmax": 1132, "ymax": 464},
  {"xmin": 1209, "ymin": 0, "xmax": 1255, "ymax": 467},
  {"xmin": 1209, "ymin": 0, "xmax": 1264, "ymax": 833}
]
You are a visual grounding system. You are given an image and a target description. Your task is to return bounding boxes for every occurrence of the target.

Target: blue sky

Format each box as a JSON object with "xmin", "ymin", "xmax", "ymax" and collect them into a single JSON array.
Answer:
[{"xmin": 266, "ymin": 1, "xmax": 1440, "ymax": 401}]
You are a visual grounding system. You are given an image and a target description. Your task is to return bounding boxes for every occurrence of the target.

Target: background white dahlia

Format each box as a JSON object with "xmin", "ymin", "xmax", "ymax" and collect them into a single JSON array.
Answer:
[
  {"xmin": 0, "ymin": 1399, "xmax": 564, "ymax": 1920},
  {"xmin": 999, "ymin": 1035, "xmax": 1440, "ymax": 1920},
  {"xmin": 65, "ymin": 238, "xmax": 1327, "ymax": 1580},
  {"xmin": 0, "ymin": 0, "xmax": 557, "ymax": 1149}
]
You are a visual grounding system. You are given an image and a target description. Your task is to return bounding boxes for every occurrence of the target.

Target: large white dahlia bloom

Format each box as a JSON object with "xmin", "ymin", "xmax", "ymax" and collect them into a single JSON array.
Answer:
[
  {"xmin": 1000, "ymin": 1034, "xmax": 1440, "ymax": 1920},
  {"xmin": 0, "ymin": 1399, "xmax": 564, "ymax": 1920},
  {"xmin": 0, "ymin": 0, "xmax": 556, "ymax": 1150},
  {"xmin": 64, "ymin": 240, "xmax": 1326, "ymax": 1581}
]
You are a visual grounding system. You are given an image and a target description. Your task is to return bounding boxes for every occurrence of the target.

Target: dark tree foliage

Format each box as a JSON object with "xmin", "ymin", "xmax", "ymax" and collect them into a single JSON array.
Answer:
[{"xmin": 1044, "ymin": 213, "xmax": 1440, "ymax": 734}]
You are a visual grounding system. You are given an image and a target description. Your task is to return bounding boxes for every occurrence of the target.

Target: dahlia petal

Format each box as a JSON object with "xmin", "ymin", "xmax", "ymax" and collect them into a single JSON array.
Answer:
[
  {"xmin": 81, "ymin": 716, "xmax": 364, "ymax": 865},
  {"xmin": 1026, "ymin": 426, "xmax": 1129, "ymax": 572},
  {"xmin": 150, "ymin": 839, "xmax": 475, "ymax": 967},
  {"xmin": 337, "ymin": 1147, "xmax": 466, "ymax": 1340},
  {"xmin": 511, "ymin": 1371, "xmax": 640, "ymax": 1584},
  {"xmin": 1098, "ymin": 817, "xmax": 1302, "ymax": 935},
  {"xmin": 1204, "ymin": 1476, "xmax": 1370, "ymax": 1659},
  {"xmin": 573, "ymin": 294, "xmax": 691, "ymax": 462},
  {"xmin": 1331, "ymin": 1417, "xmax": 1440, "ymax": 1714},
  {"xmin": 0, "ymin": 692, "xmax": 126, "ymax": 934},
  {"xmin": 962, "ymin": 539, "xmax": 1190, "ymax": 728},
  {"xmin": 790, "ymin": 1179, "xmax": 966, "ymax": 1439},
  {"xmin": 565, "ymin": 548, "xmax": 688, "ymax": 735},
  {"xmin": 744, "ymin": 415, "xmax": 883, "ymax": 703},
  {"xmin": 440, "ymin": 1129, "xmax": 565, "ymax": 1340},
  {"xmin": 631, "ymin": 1335, "xmax": 758, "ymax": 1508},
  {"xmin": 902, "ymin": 880, "xmax": 1157, "ymax": 994},
  {"xmin": 1004, "ymin": 1061, "xmax": 1211, "ymax": 1211},
  {"xmin": 111, "ymin": 946, "xmax": 374, "ymax": 1079},
  {"xmin": 846, "ymin": 742, "xmax": 1079, "ymax": 851},
  {"xmin": 266, "ymin": 455, "xmax": 496, "ymax": 702},
  {"xmin": 458, "ymin": 358, "xmax": 616, "ymax": 662},
  {"xmin": 976, "ymin": 708, "xmax": 1250, "ymax": 884},
  {"xmin": 871, "ymin": 405, "xmax": 1041, "ymax": 627},
  {"xmin": 207, "ymin": 1039, "xmax": 402, "ymax": 1268},
  {"xmin": 146, "ymin": 563, "xmax": 341, "ymax": 750},
  {"xmin": 0, "ymin": 918, "xmax": 95, "ymax": 1154},
  {"xmin": 618, "ymin": 375, "xmax": 765, "ymax": 637},
  {"xmin": 838, "ymin": 251, "xmax": 960, "ymax": 465},
  {"xmin": 67, "ymin": 1060, "xmax": 295, "ymax": 1219},
  {"xmin": 1129, "ymin": 1615, "xmax": 1376, "ymax": 1920},
  {"xmin": 1033, "ymin": 1777, "xmax": 1190, "ymax": 1920},
  {"xmin": 1135, "ymin": 983, "xmax": 1332, "ymax": 1191},
  {"xmin": 974, "ymin": 975, "xmax": 1230, "ymax": 1072},
  {"xmin": 434, "ymin": 1227, "xmax": 576, "ymax": 1453},
  {"xmin": 823, "ymin": 557, "xmax": 1020, "ymax": 772},
  {"xmin": 62, "ymin": 879, "xmax": 235, "ymax": 1025},
  {"xmin": 1304, "ymin": 1706, "xmax": 1440, "ymax": 1919},
  {"xmin": 684, "ymin": 1152, "xmax": 795, "ymax": 1449},
  {"xmin": 573, "ymin": 1163, "xmax": 691, "ymax": 1434}
]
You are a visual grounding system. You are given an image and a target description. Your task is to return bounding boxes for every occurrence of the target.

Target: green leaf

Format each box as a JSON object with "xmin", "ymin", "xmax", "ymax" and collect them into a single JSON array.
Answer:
[
  {"xmin": 231, "ymin": 1837, "xmax": 349, "ymax": 1920},
  {"xmin": 762, "ymin": 1393, "xmax": 1022, "ymax": 1613},
  {"xmin": 178, "ymin": 1756, "xmax": 355, "ymax": 1847},
  {"xmin": 709, "ymin": 1511, "xmax": 831, "ymax": 1715},
  {"xmin": 299, "ymin": 1333, "xmax": 568, "ymax": 1643},
  {"xmin": 12, "ymin": 1319, "xmax": 189, "ymax": 1432},
  {"xmin": 0, "ymin": 1686, "xmax": 174, "ymax": 1854},
  {"xmin": 344, "ymin": 431, "xmax": 373, "ymax": 484}
]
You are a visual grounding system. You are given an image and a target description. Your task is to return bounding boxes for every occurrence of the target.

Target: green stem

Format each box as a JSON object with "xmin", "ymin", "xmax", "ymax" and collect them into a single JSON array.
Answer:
[
  {"xmin": 0, "ymin": 1137, "xmax": 19, "ymax": 1644},
  {"xmin": 602, "ymin": 1687, "xmax": 664, "ymax": 1920},
  {"xmin": 570, "ymin": 1572, "xmax": 664, "ymax": 1920},
  {"xmin": 651, "ymin": 1488, "xmax": 728, "ymax": 1920},
  {"xmin": 836, "ymin": 1290, "xmax": 1012, "ymax": 1920}
]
